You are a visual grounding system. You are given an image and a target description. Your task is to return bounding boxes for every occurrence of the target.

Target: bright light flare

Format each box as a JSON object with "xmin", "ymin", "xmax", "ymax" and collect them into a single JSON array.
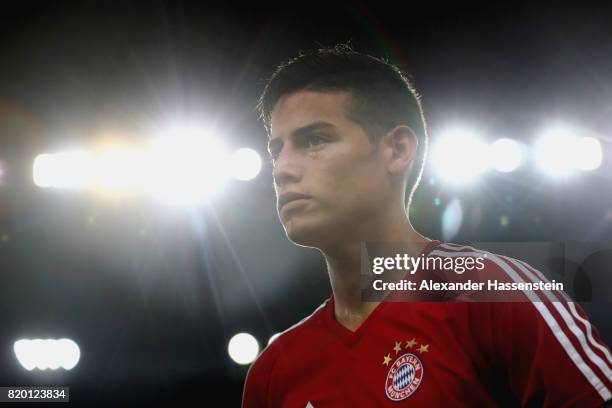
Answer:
[
  {"xmin": 228, "ymin": 332, "xmax": 259, "ymax": 365},
  {"xmin": 534, "ymin": 129, "xmax": 575, "ymax": 176},
  {"xmin": 489, "ymin": 138, "xmax": 524, "ymax": 172},
  {"xmin": 143, "ymin": 128, "xmax": 229, "ymax": 205},
  {"xmin": 0, "ymin": 160, "xmax": 5, "ymax": 186},
  {"xmin": 431, "ymin": 130, "xmax": 490, "ymax": 184},
  {"xmin": 441, "ymin": 198, "xmax": 463, "ymax": 242},
  {"xmin": 31, "ymin": 126, "xmax": 267, "ymax": 205},
  {"xmin": 534, "ymin": 128, "xmax": 602, "ymax": 176},
  {"xmin": 575, "ymin": 136, "xmax": 602, "ymax": 171},
  {"xmin": 230, "ymin": 148, "xmax": 262, "ymax": 181},
  {"xmin": 33, "ymin": 151, "xmax": 93, "ymax": 188},
  {"xmin": 14, "ymin": 338, "xmax": 80, "ymax": 371},
  {"xmin": 94, "ymin": 148, "xmax": 147, "ymax": 190}
]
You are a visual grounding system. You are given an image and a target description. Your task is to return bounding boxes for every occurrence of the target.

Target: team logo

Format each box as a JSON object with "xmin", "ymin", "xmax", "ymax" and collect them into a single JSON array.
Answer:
[
  {"xmin": 385, "ymin": 352, "xmax": 424, "ymax": 401},
  {"xmin": 382, "ymin": 338, "xmax": 428, "ymax": 402}
]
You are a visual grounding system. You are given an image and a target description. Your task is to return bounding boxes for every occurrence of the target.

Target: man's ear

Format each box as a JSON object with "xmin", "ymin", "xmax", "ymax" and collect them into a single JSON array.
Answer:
[{"xmin": 384, "ymin": 125, "xmax": 418, "ymax": 176}]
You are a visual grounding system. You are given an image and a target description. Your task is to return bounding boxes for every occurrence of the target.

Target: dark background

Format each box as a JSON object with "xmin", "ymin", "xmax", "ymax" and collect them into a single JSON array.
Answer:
[{"xmin": 0, "ymin": 1, "xmax": 611, "ymax": 406}]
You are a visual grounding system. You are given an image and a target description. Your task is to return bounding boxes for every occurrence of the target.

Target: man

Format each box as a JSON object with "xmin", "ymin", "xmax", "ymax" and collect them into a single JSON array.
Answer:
[{"xmin": 242, "ymin": 45, "xmax": 612, "ymax": 407}]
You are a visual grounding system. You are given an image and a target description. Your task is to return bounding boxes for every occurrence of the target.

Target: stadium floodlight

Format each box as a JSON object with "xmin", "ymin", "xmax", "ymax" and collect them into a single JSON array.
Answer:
[
  {"xmin": 534, "ymin": 127, "xmax": 602, "ymax": 176},
  {"xmin": 228, "ymin": 332, "xmax": 259, "ymax": 365},
  {"xmin": 14, "ymin": 338, "xmax": 80, "ymax": 371},
  {"xmin": 32, "ymin": 151, "xmax": 93, "ymax": 188},
  {"xmin": 534, "ymin": 128, "xmax": 576, "ymax": 176},
  {"xmin": 32, "ymin": 125, "xmax": 265, "ymax": 204},
  {"xmin": 431, "ymin": 129, "xmax": 490, "ymax": 184},
  {"xmin": 489, "ymin": 138, "xmax": 524, "ymax": 173},
  {"xmin": 140, "ymin": 126, "xmax": 230, "ymax": 205},
  {"xmin": 230, "ymin": 148, "xmax": 262, "ymax": 181},
  {"xmin": 93, "ymin": 147, "xmax": 146, "ymax": 190},
  {"xmin": 574, "ymin": 136, "xmax": 602, "ymax": 171}
]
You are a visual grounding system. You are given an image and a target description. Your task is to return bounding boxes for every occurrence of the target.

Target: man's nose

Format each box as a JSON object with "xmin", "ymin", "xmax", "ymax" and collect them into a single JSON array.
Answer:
[{"xmin": 272, "ymin": 146, "xmax": 301, "ymax": 188}]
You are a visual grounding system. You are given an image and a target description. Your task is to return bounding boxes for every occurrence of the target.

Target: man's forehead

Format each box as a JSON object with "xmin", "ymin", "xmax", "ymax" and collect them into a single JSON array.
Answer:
[{"xmin": 269, "ymin": 90, "xmax": 352, "ymax": 139}]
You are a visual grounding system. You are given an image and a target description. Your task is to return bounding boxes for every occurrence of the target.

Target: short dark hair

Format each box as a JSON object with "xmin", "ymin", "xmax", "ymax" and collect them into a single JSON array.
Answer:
[{"xmin": 258, "ymin": 44, "xmax": 428, "ymax": 209}]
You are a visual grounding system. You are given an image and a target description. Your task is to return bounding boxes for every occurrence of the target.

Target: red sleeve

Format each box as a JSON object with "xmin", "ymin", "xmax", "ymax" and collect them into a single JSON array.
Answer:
[{"xmin": 492, "ymin": 301, "xmax": 612, "ymax": 407}]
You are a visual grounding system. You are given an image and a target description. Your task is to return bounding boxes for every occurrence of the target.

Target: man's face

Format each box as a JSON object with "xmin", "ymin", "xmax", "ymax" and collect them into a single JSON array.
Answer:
[{"xmin": 269, "ymin": 90, "xmax": 390, "ymax": 248}]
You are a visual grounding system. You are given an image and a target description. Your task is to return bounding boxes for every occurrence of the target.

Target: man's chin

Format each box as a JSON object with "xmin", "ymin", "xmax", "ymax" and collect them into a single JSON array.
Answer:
[{"xmin": 283, "ymin": 221, "xmax": 328, "ymax": 248}]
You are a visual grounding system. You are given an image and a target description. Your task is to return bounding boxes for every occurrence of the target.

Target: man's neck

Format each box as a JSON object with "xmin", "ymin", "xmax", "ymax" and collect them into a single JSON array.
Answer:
[{"xmin": 322, "ymin": 217, "xmax": 430, "ymax": 332}]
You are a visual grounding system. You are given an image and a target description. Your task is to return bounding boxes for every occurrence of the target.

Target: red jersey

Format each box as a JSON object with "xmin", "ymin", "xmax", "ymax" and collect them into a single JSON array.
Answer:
[{"xmin": 242, "ymin": 241, "xmax": 612, "ymax": 407}]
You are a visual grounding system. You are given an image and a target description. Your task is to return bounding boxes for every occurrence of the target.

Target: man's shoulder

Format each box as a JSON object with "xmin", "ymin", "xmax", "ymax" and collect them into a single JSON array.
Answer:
[
  {"xmin": 429, "ymin": 241, "xmax": 546, "ymax": 278},
  {"xmin": 429, "ymin": 241, "xmax": 490, "ymax": 258},
  {"xmin": 248, "ymin": 298, "xmax": 330, "ymax": 370},
  {"xmin": 425, "ymin": 241, "xmax": 574, "ymax": 303}
]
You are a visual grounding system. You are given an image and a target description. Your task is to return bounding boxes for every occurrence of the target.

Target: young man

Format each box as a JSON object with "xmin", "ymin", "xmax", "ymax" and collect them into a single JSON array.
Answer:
[{"xmin": 242, "ymin": 45, "xmax": 612, "ymax": 407}]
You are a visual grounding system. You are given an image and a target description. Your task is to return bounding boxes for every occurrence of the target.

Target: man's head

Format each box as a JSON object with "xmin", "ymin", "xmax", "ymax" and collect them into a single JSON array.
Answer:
[{"xmin": 259, "ymin": 45, "xmax": 428, "ymax": 248}]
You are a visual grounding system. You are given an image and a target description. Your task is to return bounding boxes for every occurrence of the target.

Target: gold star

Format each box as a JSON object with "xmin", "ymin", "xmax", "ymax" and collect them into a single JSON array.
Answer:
[
  {"xmin": 418, "ymin": 344, "xmax": 429, "ymax": 353},
  {"xmin": 393, "ymin": 341, "xmax": 402, "ymax": 354},
  {"xmin": 405, "ymin": 338, "xmax": 417, "ymax": 349},
  {"xmin": 383, "ymin": 353, "xmax": 392, "ymax": 366}
]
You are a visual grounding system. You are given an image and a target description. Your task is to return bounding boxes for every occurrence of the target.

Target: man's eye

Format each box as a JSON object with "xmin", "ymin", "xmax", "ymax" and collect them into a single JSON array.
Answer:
[{"xmin": 307, "ymin": 135, "xmax": 326, "ymax": 148}]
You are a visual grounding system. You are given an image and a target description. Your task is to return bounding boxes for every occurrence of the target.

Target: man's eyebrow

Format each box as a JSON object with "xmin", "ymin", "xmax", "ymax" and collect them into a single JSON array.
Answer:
[
  {"xmin": 268, "ymin": 122, "xmax": 336, "ymax": 153},
  {"xmin": 293, "ymin": 121, "xmax": 336, "ymax": 137}
]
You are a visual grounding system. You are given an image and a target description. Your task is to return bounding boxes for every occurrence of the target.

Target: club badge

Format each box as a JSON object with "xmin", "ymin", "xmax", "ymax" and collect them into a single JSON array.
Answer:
[{"xmin": 382, "ymin": 338, "xmax": 428, "ymax": 401}]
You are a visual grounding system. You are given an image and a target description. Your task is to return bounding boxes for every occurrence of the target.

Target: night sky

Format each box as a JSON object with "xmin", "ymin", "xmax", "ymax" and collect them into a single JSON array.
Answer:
[{"xmin": 0, "ymin": 2, "xmax": 611, "ymax": 406}]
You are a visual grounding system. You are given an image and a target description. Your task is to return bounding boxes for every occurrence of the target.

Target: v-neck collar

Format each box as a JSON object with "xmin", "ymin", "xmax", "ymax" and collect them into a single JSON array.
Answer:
[{"xmin": 324, "ymin": 239, "xmax": 442, "ymax": 347}]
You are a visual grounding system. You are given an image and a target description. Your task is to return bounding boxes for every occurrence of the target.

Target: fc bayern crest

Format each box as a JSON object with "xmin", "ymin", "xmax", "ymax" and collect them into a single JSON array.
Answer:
[{"xmin": 385, "ymin": 352, "xmax": 424, "ymax": 401}]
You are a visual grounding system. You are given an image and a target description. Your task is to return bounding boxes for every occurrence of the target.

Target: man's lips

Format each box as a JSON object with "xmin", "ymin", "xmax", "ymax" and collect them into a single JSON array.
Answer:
[{"xmin": 278, "ymin": 192, "xmax": 312, "ymax": 210}]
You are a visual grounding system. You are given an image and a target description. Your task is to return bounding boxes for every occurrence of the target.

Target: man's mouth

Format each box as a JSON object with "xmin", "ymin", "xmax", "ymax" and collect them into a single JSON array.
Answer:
[{"xmin": 278, "ymin": 192, "xmax": 312, "ymax": 211}]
